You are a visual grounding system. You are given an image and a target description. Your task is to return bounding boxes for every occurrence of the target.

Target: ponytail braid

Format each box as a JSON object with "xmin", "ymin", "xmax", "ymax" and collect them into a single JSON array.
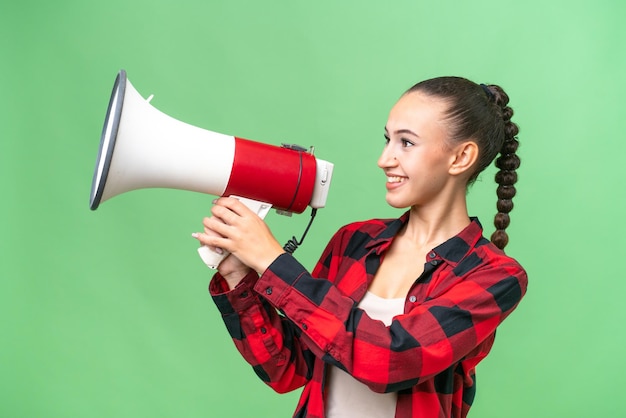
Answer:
[{"xmin": 484, "ymin": 85, "xmax": 520, "ymax": 250}]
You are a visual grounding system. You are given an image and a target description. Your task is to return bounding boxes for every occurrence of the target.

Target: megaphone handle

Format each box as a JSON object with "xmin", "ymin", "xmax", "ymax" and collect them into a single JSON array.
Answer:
[{"xmin": 197, "ymin": 197, "xmax": 273, "ymax": 269}]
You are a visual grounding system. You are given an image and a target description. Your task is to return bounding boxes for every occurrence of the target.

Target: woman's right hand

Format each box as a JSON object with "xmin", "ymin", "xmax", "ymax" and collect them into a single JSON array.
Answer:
[
  {"xmin": 193, "ymin": 216, "xmax": 252, "ymax": 290},
  {"xmin": 216, "ymin": 252, "xmax": 252, "ymax": 290}
]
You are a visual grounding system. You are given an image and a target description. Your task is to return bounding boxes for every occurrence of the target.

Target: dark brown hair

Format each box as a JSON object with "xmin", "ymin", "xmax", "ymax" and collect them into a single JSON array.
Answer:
[{"xmin": 407, "ymin": 77, "xmax": 520, "ymax": 250}]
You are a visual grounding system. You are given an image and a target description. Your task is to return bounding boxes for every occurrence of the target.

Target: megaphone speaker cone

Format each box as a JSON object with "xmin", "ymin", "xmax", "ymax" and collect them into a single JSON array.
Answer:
[{"xmin": 90, "ymin": 70, "xmax": 126, "ymax": 210}]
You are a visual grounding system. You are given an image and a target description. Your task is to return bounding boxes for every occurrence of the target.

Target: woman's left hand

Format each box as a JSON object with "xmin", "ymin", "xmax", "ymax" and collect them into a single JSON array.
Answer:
[{"xmin": 194, "ymin": 197, "xmax": 286, "ymax": 274}]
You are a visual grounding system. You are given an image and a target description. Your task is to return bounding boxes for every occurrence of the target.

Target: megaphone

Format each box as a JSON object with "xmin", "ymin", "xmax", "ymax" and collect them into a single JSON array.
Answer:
[{"xmin": 90, "ymin": 70, "xmax": 334, "ymax": 268}]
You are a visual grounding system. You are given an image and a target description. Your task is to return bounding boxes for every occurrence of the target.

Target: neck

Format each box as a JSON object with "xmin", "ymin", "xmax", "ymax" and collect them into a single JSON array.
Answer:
[{"xmin": 403, "ymin": 189, "xmax": 471, "ymax": 248}]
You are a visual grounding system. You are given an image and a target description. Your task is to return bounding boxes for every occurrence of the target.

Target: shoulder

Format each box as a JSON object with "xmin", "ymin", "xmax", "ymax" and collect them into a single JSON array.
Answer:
[
  {"xmin": 467, "ymin": 240, "xmax": 528, "ymax": 301},
  {"xmin": 330, "ymin": 217, "xmax": 396, "ymax": 243},
  {"xmin": 317, "ymin": 217, "xmax": 398, "ymax": 262},
  {"xmin": 475, "ymin": 240, "xmax": 526, "ymax": 275},
  {"xmin": 314, "ymin": 217, "xmax": 398, "ymax": 277},
  {"xmin": 337, "ymin": 217, "xmax": 395, "ymax": 234}
]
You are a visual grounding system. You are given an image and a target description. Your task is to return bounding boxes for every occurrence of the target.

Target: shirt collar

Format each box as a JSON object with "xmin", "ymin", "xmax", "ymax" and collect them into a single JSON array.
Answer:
[
  {"xmin": 431, "ymin": 217, "xmax": 485, "ymax": 266},
  {"xmin": 364, "ymin": 211, "xmax": 409, "ymax": 252},
  {"xmin": 365, "ymin": 211, "xmax": 486, "ymax": 266}
]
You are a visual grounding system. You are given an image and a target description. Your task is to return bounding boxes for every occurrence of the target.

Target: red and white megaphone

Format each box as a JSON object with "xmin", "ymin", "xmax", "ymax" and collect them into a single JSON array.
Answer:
[{"xmin": 90, "ymin": 70, "xmax": 334, "ymax": 268}]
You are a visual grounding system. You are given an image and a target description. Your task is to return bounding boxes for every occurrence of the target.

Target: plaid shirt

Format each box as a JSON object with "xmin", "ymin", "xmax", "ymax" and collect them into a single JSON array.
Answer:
[{"xmin": 210, "ymin": 213, "xmax": 528, "ymax": 418}]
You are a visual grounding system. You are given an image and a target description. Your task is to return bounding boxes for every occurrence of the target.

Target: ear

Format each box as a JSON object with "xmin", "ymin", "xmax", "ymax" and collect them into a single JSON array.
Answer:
[{"xmin": 448, "ymin": 141, "xmax": 479, "ymax": 176}]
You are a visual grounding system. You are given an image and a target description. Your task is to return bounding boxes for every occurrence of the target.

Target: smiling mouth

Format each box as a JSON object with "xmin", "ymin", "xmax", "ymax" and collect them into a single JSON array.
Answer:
[{"xmin": 387, "ymin": 176, "xmax": 406, "ymax": 183}]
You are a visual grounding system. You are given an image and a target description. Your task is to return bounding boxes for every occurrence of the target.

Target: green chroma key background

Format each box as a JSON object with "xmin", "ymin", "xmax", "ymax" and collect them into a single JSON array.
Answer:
[{"xmin": 1, "ymin": 1, "xmax": 624, "ymax": 417}]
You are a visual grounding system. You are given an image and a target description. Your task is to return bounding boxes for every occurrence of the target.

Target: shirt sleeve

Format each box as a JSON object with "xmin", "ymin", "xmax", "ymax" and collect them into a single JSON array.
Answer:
[
  {"xmin": 253, "ymin": 252, "xmax": 528, "ymax": 393},
  {"xmin": 209, "ymin": 269, "xmax": 315, "ymax": 394}
]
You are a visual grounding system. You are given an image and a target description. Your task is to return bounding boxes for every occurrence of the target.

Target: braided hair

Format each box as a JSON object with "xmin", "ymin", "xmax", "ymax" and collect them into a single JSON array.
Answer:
[{"xmin": 406, "ymin": 77, "xmax": 521, "ymax": 250}]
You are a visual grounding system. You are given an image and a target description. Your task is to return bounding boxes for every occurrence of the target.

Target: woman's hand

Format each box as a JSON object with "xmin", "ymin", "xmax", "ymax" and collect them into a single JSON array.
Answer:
[
  {"xmin": 193, "ymin": 197, "xmax": 286, "ymax": 276},
  {"xmin": 193, "ymin": 211, "xmax": 250, "ymax": 289},
  {"xmin": 214, "ymin": 254, "xmax": 253, "ymax": 290}
]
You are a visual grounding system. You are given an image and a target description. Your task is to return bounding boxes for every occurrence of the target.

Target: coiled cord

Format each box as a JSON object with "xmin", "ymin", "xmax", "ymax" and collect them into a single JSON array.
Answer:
[{"xmin": 283, "ymin": 208, "xmax": 318, "ymax": 254}]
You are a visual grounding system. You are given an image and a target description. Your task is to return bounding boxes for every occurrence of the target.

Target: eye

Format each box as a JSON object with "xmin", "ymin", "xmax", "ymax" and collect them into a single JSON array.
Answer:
[
  {"xmin": 383, "ymin": 134, "xmax": 390, "ymax": 145},
  {"xmin": 401, "ymin": 138, "xmax": 414, "ymax": 147}
]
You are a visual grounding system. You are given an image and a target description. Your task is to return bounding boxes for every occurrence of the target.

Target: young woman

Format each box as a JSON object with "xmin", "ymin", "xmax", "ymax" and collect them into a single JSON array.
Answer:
[{"xmin": 193, "ymin": 76, "xmax": 528, "ymax": 418}]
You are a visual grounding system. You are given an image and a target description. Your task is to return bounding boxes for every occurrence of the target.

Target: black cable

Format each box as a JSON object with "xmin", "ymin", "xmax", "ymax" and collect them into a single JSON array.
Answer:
[{"xmin": 283, "ymin": 208, "xmax": 318, "ymax": 254}]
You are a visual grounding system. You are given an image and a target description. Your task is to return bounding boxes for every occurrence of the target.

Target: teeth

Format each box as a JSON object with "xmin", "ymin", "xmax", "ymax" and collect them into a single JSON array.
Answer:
[{"xmin": 387, "ymin": 176, "xmax": 404, "ymax": 183}]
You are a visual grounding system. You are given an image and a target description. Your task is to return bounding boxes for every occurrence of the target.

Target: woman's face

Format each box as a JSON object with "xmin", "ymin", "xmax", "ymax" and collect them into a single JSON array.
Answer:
[{"xmin": 378, "ymin": 91, "xmax": 459, "ymax": 209}]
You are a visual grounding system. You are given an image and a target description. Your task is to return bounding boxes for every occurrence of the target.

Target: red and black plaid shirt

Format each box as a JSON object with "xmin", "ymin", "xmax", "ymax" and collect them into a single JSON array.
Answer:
[{"xmin": 209, "ymin": 213, "xmax": 528, "ymax": 418}]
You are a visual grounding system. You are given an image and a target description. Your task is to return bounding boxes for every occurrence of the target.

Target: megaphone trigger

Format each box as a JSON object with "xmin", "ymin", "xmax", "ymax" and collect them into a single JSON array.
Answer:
[{"xmin": 197, "ymin": 196, "xmax": 272, "ymax": 269}]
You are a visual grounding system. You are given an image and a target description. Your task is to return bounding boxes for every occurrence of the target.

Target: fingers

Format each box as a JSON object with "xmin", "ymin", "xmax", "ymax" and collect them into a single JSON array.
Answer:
[
  {"xmin": 192, "ymin": 197, "xmax": 247, "ymax": 252},
  {"xmin": 192, "ymin": 230, "xmax": 225, "ymax": 254},
  {"xmin": 203, "ymin": 200, "xmax": 239, "ymax": 233},
  {"xmin": 192, "ymin": 197, "xmax": 282, "ymax": 273},
  {"xmin": 212, "ymin": 197, "xmax": 252, "ymax": 219},
  {"xmin": 193, "ymin": 214, "xmax": 230, "ymax": 252},
  {"xmin": 206, "ymin": 197, "xmax": 259, "ymax": 234}
]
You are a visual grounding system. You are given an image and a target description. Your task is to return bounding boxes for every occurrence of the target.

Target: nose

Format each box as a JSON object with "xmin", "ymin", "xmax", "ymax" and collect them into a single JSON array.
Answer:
[{"xmin": 377, "ymin": 145, "xmax": 397, "ymax": 169}]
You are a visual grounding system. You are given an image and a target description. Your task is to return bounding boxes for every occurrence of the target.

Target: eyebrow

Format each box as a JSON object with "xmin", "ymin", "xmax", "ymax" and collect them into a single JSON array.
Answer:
[{"xmin": 384, "ymin": 127, "xmax": 419, "ymax": 137}]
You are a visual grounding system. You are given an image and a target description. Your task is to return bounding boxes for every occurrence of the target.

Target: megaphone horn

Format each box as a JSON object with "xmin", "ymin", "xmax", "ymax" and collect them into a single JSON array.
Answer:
[{"xmin": 90, "ymin": 70, "xmax": 334, "ymax": 214}]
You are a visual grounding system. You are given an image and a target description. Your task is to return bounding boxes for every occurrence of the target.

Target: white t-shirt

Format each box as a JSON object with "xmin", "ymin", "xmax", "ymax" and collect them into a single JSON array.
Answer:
[{"xmin": 326, "ymin": 291, "xmax": 405, "ymax": 418}]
